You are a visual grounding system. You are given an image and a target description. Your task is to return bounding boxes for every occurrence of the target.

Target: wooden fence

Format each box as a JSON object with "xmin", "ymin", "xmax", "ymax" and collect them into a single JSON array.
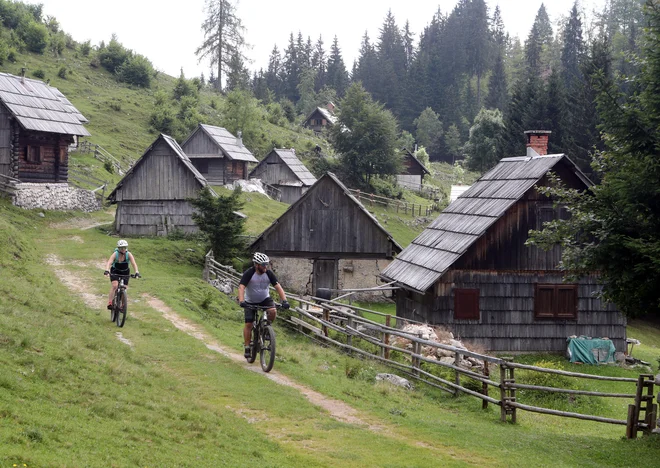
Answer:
[
  {"xmin": 68, "ymin": 168, "xmax": 108, "ymax": 202},
  {"xmin": 201, "ymin": 253, "xmax": 657, "ymax": 439},
  {"xmin": 0, "ymin": 173, "xmax": 19, "ymax": 197},
  {"xmin": 264, "ymin": 183, "xmax": 282, "ymax": 202},
  {"xmin": 348, "ymin": 189, "xmax": 436, "ymax": 217},
  {"xmin": 73, "ymin": 141, "xmax": 127, "ymax": 175}
]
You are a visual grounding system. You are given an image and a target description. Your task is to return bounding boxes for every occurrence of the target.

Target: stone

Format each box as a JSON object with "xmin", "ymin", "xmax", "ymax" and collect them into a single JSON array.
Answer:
[{"xmin": 375, "ymin": 373, "xmax": 413, "ymax": 390}]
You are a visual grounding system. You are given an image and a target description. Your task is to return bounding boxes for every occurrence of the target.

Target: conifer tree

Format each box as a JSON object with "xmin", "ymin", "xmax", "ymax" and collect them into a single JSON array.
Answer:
[{"xmin": 326, "ymin": 36, "xmax": 350, "ymax": 97}]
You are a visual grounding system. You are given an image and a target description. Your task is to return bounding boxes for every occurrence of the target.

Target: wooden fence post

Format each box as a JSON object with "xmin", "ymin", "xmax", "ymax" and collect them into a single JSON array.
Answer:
[
  {"xmin": 412, "ymin": 338, "xmax": 421, "ymax": 376},
  {"xmin": 499, "ymin": 360, "xmax": 516, "ymax": 423},
  {"xmin": 384, "ymin": 315, "xmax": 391, "ymax": 360},
  {"xmin": 203, "ymin": 252, "xmax": 211, "ymax": 282},
  {"xmin": 482, "ymin": 363, "xmax": 490, "ymax": 409},
  {"xmin": 347, "ymin": 316, "xmax": 353, "ymax": 352},
  {"xmin": 322, "ymin": 306, "xmax": 329, "ymax": 337},
  {"xmin": 454, "ymin": 351, "xmax": 462, "ymax": 397}
]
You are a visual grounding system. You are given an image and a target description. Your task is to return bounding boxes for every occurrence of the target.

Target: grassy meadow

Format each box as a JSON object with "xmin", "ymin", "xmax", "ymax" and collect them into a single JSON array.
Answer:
[{"xmin": 1, "ymin": 198, "xmax": 659, "ymax": 467}]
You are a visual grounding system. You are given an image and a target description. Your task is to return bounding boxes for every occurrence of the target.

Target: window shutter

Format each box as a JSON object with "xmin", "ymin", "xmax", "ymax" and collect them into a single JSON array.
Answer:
[
  {"xmin": 454, "ymin": 289, "xmax": 479, "ymax": 320},
  {"xmin": 534, "ymin": 284, "xmax": 556, "ymax": 318},
  {"xmin": 556, "ymin": 285, "xmax": 578, "ymax": 319}
]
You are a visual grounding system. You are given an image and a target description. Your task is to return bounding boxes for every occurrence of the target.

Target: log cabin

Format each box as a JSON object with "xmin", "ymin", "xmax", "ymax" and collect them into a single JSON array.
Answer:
[{"xmin": 248, "ymin": 148, "xmax": 317, "ymax": 204}]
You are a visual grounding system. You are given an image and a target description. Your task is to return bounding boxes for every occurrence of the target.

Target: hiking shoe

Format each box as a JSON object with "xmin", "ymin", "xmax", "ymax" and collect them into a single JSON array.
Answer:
[{"xmin": 244, "ymin": 347, "xmax": 251, "ymax": 359}]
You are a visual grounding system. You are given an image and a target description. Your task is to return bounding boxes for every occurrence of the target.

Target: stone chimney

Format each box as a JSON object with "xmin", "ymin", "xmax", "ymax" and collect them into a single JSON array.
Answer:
[
  {"xmin": 524, "ymin": 130, "xmax": 551, "ymax": 156},
  {"xmin": 326, "ymin": 101, "xmax": 335, "ymax": 113},
  {"xmin": 236, "ymin": 130, "xmax": 243, "ymax": 146}
]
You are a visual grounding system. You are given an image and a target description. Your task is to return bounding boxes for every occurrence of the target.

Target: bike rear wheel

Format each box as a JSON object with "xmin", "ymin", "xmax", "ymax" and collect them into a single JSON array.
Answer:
[
  {"xmin": 116, "ymin": 290, "xmax": 127, "ymax": 327},
  {"xmin": 260, "ymin": 325, "xmax": 276, "ymax": 372},
  {"xmin": 246, "ymin": 326, "xmax": 257, "ymax": 363}
]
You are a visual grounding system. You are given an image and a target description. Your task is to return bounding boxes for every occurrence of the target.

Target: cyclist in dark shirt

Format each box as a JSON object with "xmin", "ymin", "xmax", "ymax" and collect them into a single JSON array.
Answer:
[
  {"xmin": 104, "ymin": 239, "xmax": 140, "ymax": 310},
  {"xmin": 238, "ymin": 252, "xmax": 289, "ymax": 358}
]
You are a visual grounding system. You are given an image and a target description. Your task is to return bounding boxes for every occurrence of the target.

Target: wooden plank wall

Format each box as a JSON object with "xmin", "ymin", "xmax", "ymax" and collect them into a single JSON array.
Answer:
[
  {"xmin": 206, "ymin": 159, "xmax": 226, "ymax": 184},
  {"xmin": 181, "ymin": 131, "xmax": 220, "ymax": 155},
  {"xmin": 115, "ymin": 200, "xmax": 198, "ymax": 236},
  {"xmin": 117, "ymin": 140, "xmax": 200, "ymax": 201},
  {"xmin": 17, "ymin": 131, "xmax": 71, "ymax": 183},
  {"xmin": 251, "ymin": 153, "xmax": 298, "ymax": 185},
  {"xmin": 256, "ymin": 177, "xmax": 392, "ymax": 256},
  {"xmin": 279, "ymin": 185, "xmax": 302, "ymax": 204},
  {"xmin": 0, "ymin": 107, "xmax": 11, "ymax": 177},
  {"xmin": 396, "ymin": 270, "xmax": 626, "ymax": 352}
]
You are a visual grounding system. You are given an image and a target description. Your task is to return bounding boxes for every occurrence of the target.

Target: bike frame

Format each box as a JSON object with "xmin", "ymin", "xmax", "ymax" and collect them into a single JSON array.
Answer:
[{"xmin": 243, "ymin": 302, "xmax": 279, "ymax": 372}]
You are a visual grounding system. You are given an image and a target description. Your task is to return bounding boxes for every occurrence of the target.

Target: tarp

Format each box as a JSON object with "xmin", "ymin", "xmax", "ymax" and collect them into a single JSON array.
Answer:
[{"xmin": 567, "ymin": 336, "xmax": 616, "ymax": 364}]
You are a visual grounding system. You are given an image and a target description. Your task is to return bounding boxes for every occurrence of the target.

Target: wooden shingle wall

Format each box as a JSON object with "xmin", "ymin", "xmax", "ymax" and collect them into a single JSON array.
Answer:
[
  {"xmin": 115, "ymin": 200, "xmax": 198, "ymax": 236},
  {"xmin": 182, "ymin": 131, "xmax": 221, "ymax": 155},
  {"xmin": 0, "ymin": 106, "xmax": 11, "ymax": 177}
]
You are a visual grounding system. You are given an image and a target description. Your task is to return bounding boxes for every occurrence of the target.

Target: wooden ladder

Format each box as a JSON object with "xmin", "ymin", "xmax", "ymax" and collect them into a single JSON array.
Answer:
[{"xmin": 626, "ymin": 374, "xmax": 657, "ymax": 438}]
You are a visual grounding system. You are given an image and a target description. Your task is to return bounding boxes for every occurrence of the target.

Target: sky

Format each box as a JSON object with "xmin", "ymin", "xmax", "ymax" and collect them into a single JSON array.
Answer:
[{"xmin": 36, "ymin": 0, "xmax": 607, "ymax": 80}]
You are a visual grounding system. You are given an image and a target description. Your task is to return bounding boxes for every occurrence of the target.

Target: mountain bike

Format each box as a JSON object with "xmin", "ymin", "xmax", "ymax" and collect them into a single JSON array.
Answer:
[
  {"xmin": 242, "ymin": 303, "xmax": 278, "ymax": 372},
  {"xmin": 110, "ymin": 273, "xmax": 140, "ymax": 328}
]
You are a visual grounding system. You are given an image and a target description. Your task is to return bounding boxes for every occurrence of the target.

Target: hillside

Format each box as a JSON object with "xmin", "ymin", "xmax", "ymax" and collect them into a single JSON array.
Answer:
[{"xmin": 2, "ymin": 197, "xmax": 659, "ymax": 466}]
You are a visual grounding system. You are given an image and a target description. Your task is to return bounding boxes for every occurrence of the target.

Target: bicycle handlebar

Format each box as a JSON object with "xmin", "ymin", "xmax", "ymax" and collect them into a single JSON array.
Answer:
[{"xmin": 240, "ymin": 302, "xmax": 282, "ymax": 309}]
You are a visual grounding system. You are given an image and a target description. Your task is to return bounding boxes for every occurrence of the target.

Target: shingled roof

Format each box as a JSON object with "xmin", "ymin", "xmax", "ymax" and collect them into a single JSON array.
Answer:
[
  {"xmin": 304, "ymin": 106, "xmax": 337, "ymax": 126},
  {"xmin": 381, "ymin": 154, "xmax": 591, "ymax": 293},
  {"xmin": 0, "ymin": 72, "xmax": 90, "ymax": 136},
  {"xmin": 249, "ymin": 148, "xmax": 317, "ymax": 186},
  {"xmin": 107, "ymin": 134, "xmax": 209, "ymax": 202},
  {"xmin": 181, "ymin": 124, "xmax": 258, "ymax": 162}
]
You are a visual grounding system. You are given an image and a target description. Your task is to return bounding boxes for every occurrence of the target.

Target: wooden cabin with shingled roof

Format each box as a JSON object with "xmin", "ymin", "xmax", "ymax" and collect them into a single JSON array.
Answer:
[
  {"xmin": 181, "ymin": 124, "xmax": 258, "ymax": 185},
  {"xmin": 381, "ymin": 131, "xmax": 627, "ymax": 353},
  {"xmin": 248, "ymin": 148, "xmax": 317, "ymax": 204},
  {"xmin": 107, "ymin": 134, "xmax": 213, "ymax": 236},
  {"xmin": 396, "ymin": 148, "xmax": 430, "ymax": 191},
  {"xmin": 250, "ymin": 172, "xmax": 401, "ymax": 301},
  {"xmin": 0, "ymin": 71, "xmax": 90, "ymax": 183}
]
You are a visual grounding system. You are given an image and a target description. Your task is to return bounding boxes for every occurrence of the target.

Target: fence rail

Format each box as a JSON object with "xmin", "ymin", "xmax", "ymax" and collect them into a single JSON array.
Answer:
[
  {"xmin": 0, "ymin": 173, "xmax": 19, "ymax": 196},
  {"xmin": 68, "ymin": 168, "xmax": 108, "ymax": 201},
  {"xmin": 201, "ymin": 251, "xmax": 657, "ymax": 439},
  {"xmin": 264, "ymin": 183, "xmax": 282, "ymax": 201},
  {"xmin": 73, "ymin": 141, "xmax": 128, "ymax": 175},
  {"xmin": 348, "ymin": 189, "xmax": 436, "ymax": 217}
]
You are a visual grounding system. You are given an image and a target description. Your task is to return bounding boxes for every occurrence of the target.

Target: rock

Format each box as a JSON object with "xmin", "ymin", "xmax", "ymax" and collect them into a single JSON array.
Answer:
[
  {"xmin": 439, "ymin": 357, "xmax": 455, "ymax": 366},
  {"xmin": 614, "ymin": 352, "xmax": 626, "ymax": 364},
  {"xmin": 12, "ymin": 183, "xmax": 101, "ymax": 212},
  {"xmin": 38, "ymin": 212, "xmax": 45, "ymax": 217},
  {"xmin": 449, "ymin": 339, "xmax": 467, "ymax": 350},
  {"xmin": 376, "ymin": 373, "xmax": 413, "ymax": 390},
  {"xmin": 401, "ymin": 324, "xmax": 438, "ymax": 342}
]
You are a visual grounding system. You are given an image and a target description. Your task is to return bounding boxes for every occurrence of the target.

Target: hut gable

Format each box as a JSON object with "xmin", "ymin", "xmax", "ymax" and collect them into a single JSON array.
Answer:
[
  {"xmin": 249, "ymin": 148, "xmax": 317, "ymax": 187},
  {"xmin": 181, "ymin": 124, "xmax": 258, "ymax": 162},
  {"xmin": 400, "ymin": 149, "xmax": 430, "ymax": 177},
  {"xmin": 107, "ymin": 134, "xmax": 208, "ymax": 203},
  {"xmin": 382, "ymin": 154, "xmax": 591, "ymax": 292},
  {"xmin": 303, "ymin": 107, "xmax": 337, "ymax": 132},
  {"xmin": 251, "ymin": 172, "xmax": 401, "ymax": 258}
]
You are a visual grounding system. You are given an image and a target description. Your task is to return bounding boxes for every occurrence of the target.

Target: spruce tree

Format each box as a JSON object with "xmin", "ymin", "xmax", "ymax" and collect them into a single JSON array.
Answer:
[{"xmin": 326, "ymin": 36, "xmax": 350, "ymax": 97}]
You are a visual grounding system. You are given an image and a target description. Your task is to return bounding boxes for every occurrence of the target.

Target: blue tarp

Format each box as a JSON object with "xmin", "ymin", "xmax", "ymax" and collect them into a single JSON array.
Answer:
[{"xmin": 567, "ymin": 336, "xmax": 616, "ymax": 364}]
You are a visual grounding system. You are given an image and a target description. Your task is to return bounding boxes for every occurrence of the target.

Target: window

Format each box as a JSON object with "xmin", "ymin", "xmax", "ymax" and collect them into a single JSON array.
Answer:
[
  {"xmin": 25, "ymin": 145, "xmax": 41, "ymax": 163},
  {"xmin": 454, "ymin": 288, "xmax": 479, "ymax": 320},
  {"xmin": 534, "ymin": 284, "xmax": 578, "ymax": 320}
]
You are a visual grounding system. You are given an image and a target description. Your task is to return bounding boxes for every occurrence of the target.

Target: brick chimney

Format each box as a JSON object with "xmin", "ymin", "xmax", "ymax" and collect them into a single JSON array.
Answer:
[
  {"xmin": 524, "ymin": 130, "xmax": 551, "ymax": 156},
  {"xmin": 326, "ymin": 101, "xmax": 335, "ymax": 113}
]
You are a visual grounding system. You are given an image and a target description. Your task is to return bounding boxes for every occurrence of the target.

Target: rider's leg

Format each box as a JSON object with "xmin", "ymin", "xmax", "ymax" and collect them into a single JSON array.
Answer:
[
  {"xmin": 108, "ymin": 280, "xmax": 118, "ymax": 305},
  {"xmin": 266, "ymin": 307, "xmax": 277, "ymax": 322},
  {"xmin": 243, "ymin": 322, "xmax": 253, "ymax": 347}
]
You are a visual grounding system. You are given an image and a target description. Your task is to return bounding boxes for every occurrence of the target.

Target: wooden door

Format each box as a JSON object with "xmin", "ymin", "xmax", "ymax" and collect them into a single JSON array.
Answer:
[{"xmin": 313, "ymin": 259, "xmax": 337, "ymax": 295}]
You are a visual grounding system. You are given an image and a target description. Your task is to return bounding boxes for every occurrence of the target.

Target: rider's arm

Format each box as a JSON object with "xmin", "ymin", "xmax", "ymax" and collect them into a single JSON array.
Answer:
[
  {"xmin": 105, "ymin": 252, "xmax": 116, "ymax": 271},
  {"xmin": 237, "ymin": 284, "xmax": 246, "ymax": 302},
  {"xmin": 274, "ymin": 283, "xmax": 287, "ymax": 303},
  {"xmin": 128, "ymin": 252, "xmax": 139, "ymax": 273}
]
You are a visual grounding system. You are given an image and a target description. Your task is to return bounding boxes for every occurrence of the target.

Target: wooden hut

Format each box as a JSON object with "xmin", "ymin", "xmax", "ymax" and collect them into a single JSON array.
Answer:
[
  {"xmin": 381, "ymin": 132, "xmax": 627, "ymax": 353},
  {"xmin": 180, "ymin": 124, "xmax": 258, "ymax": 185},
  {"xmin": 248, "ymin": 148, "xmax": 317, "ymax": 204},
  {"xmin": 0, "ymin": 71, "xmax": 90, "ymax": 182},
  {"xmin": 396, "ymin": 149, "xmax": 430, "ymax": 191},
  {"xmin": 250, "ymin": 172, "xmax": 402, "ymax": 299},
  {"xmin": 107, "ymin": 134, "xmax": 211, "ymax": 236},
  {"xmin": 303, "ymin": 105, "xmax": 337, "ymax": 133}
]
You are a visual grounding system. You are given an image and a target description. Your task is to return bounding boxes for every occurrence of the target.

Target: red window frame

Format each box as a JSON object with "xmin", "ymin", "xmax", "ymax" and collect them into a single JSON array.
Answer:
[{"xmin": 454, "ymin": 288, "xmax": 480, "ymax": 320}]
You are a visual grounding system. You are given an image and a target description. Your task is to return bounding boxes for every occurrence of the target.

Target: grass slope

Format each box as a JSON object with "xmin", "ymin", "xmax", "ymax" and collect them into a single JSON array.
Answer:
[{"xmin": 1, "ymin": 199, "xmax": 659, "ymax": 467}]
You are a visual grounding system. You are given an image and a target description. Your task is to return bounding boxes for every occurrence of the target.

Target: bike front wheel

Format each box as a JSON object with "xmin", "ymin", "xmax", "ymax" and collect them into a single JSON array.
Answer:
[
  {"xmin": 260, "ymin": 325, "xmax": 276, "ymax": 372},
  {"xmin": 116, "ymin": 290, "xmax": 127, "ymax": 327}
]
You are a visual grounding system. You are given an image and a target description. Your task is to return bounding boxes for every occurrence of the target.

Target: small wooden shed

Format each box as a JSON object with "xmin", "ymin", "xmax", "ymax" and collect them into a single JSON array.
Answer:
[
  {"xmin": 250, "ymin": 172, "xmax": 402, "ymax": 299},
  {"xmin": 396, "ymin": 149, "xmax": 430, "ymax": 191},
  {"xmin": 303, "ymin": 106, "xmax": 337, "ymax": 133},
  {"xmin": 107, "ymin": 134, "xmax": 210, "ymax": 236},
  {"xmin": 381, "ymin": 135, "xmax": 626, "ymax": 353},
  {"xmin": 248, "ymin": 148, "xmax": 317, "ymax": 204},
  {"xmin": 0, "ymin": 71, "xmax": 90, "ymax": 182},
  {"xmin": 181, "ymin": 124, "xmax": 258, "ymax": 185}
]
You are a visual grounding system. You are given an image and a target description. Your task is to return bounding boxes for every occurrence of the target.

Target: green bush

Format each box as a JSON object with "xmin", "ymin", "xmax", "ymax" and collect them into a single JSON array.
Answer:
[
  {"xmin": 20, "ymin": 20, "xmax": 48, "ymax": 53},
  {"xmin": 98, "ymin": 35, "xmax": 130, "ymax": 74},
  {"xmin": 116, "ymin": 54, "xmax": 153, "ymax": 87},
  {"xmin": 57, "ymin": 66, "xmax": 67, "ymax": 79},
  {"xmin": 79, "ymin": 39, "xmax": 91, "ymax": 56},
  {"xmin": 32, "ymin": 68, "xmax": 45, "ymax": 79}
]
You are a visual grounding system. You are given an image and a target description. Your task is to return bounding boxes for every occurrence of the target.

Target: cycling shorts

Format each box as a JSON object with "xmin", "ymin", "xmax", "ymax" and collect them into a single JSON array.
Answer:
[{"xmin": 244, "ymin": 297, "xmax": 275, "ymax": 323}]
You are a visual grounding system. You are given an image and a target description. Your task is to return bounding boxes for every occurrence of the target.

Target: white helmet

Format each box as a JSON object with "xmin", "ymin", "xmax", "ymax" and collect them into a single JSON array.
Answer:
[
  {"xmin": 253, "ymin": 252, "xmax": 269, "ymax": 265},
  {"xmin": 117, "ymin": 240, "xmax": 128, "ymax": 248}
]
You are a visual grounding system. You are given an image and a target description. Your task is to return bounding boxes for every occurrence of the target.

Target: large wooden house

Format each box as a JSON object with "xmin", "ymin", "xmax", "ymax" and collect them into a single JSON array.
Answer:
[
  {"xmin": 0, "ymin": 72, "xmax": 90, "ymax": 183},
  {"xmin": 248, "ymin": 148, "xmax": 317, "ymax": 204},
  {"xmin": 396, "ymin": 149, "xmax": 430, "ymax": 191},
  {"xmin": 181, "ymin": 124, "xmax": 258, "ymax": 185},
  {"xmin": 250, "ymin": 172, "xmax": 402, "ymax": 299},
  {"xmin": 107, "ymin": 134, "xmax": 211, "ymax": 236},
  {"xmin": 381, "ymin": 131, "xmax": 627, "ymax": 353}
]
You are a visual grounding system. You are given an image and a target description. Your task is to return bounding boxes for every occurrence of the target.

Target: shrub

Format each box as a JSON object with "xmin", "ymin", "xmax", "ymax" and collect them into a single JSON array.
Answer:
[
  {"xmin": 103, "ymin": 160, "xmax": 114, "ymax": 174},
  {"xmin": 57, "ymin": 66, "xmax": 67, "ymax": 79},
  {"xmin": 32, "ymin": 69, "xmax": 45, "ymax": 79},
  {"xmin": 7, "ymin": 49, "xmax": 16, "ymax": 62},
  {"xmin": 116, "ymin": 54, "xmax": 153, "ymax": 87},
  {"xmin": 149, "ymin": 106, "xmax": 175, "ymax": 134},
  {"xmin": 109, "ymin": 100, "xmax": 121, "ymax": 112},
  {"xmin": 20, "ymin": 20, "xmax": 48, "ymax": 53},
  {"xmin": 80, "ymin": 39, "xmax": 91, "ymax": 56},
  {"xmin": 98, "ymin": 35, "xmax": 130, "ymax": 74}
]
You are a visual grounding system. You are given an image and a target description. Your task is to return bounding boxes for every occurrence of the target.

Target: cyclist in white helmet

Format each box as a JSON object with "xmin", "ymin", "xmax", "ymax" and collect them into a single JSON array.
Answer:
[
  {"xmin": 104, "ymin": 239, "xmax": 140, "ymax": 310},
  {"xmin": 238, "ymin": 252, "xmax": 289, "ymax": 358}
]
